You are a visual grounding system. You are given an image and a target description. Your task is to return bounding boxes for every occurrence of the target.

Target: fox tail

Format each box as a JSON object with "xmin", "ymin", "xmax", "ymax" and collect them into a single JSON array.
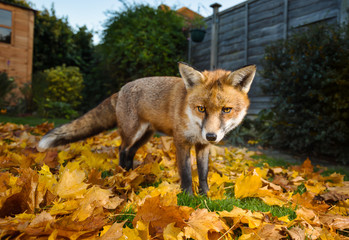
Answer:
[{"xmin": 38, "ymin": 93, "xmax": 118, "ymax": 149}]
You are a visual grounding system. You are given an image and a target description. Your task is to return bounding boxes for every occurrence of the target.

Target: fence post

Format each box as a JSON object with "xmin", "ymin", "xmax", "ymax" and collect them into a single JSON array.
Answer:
[
  {"xmin": 244, "ymin": 2, "xmax": 249, "ymax": 66},
  {"xmin": 210, "ymin": 3, "xmax": 221, "ymax": 70},
  {"xmin": 283, "ymin": 0, "xmax": 288, "ymax": 39}
]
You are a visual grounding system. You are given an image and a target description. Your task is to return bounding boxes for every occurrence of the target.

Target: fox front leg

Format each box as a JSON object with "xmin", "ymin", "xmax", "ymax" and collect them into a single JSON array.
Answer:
[
  {"xmin": 195, "ymin": 144, "xmax": 209, "ymax": 195},
  {"xmin": 175, "ymin": 142, "xmax": 193, "ymax": 195}
]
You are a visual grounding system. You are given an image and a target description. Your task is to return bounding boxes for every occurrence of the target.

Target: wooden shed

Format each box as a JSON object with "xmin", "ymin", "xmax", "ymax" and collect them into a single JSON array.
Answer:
[{"xmin": 0, "ymin": 1, "xmax": 35, "ymax": 101}]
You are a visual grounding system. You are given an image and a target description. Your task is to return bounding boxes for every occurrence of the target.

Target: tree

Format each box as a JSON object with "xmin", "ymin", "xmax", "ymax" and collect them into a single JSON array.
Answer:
[
  {"xmin": 33, "ymin": 6, "xmax": 76, "ymax": 72},
  {"xmin": 98, "ymin": 4, "xmax": 187, "ymax": 93}
]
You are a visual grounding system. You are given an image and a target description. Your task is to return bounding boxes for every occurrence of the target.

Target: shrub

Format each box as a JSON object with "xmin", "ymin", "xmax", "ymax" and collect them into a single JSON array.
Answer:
[
  {"xmin": 259, "ymin": 23, "xmax": 349, "ymax": 162},
  {"xmin": 0, "ymin": 71, "xmax": 15, "ymax": 108},
  {"xmin": 33, "ymin": 65, "xmax": 84, "ymax": 119}
]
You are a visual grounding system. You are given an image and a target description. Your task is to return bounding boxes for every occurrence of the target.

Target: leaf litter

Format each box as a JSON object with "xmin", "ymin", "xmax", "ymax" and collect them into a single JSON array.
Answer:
[{"xmin": 0, "ymin": 122, "xmax": 348, "ymax": 239}]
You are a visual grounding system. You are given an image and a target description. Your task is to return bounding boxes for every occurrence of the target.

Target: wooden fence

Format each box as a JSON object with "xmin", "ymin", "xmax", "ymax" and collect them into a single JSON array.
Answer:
[{"xmin": 191, "ymin": 0, "xmax": 346, "ymax": 114}]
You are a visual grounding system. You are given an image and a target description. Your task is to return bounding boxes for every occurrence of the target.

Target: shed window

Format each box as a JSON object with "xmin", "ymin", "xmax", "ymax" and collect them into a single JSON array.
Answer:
[{"xmin": 0, "ymin": 9, "xmax": 12, "ymax": 44}]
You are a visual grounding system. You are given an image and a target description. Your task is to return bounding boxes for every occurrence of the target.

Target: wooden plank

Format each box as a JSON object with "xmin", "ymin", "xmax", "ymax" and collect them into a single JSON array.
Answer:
[
  {"xmin": 288, "ymin": 0, "xmax": 335, "ymax": 11},
  {"xmin": 248, "ymin": 23, "xmax": 284, "ymax": 39},
  {"xmin": 244, "ymin": 2, "xmax": 248, "ymax": 65},
  {"xmin": 289, "ymin": 9, "xmax": 338, "ymax": 28},
  {"xmin": 249, "ymin": 2, "xmax": 284, "ymax": 24},
  {"xmin": 288, "ymin": 0, "xmax": 337, "ymax": 19},
  {"xmin": 283, "ymin": 0, "xmax": 288, "ymax": 39},
  {"xmin": 248, "ymin": 14, "xmax": 284, "ymax": 32}
]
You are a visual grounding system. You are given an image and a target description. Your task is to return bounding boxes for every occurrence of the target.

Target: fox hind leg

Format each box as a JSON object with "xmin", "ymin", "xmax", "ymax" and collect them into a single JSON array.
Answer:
[{"xmin": 119, "ymin": 123, "xmax": 153, "ymax": 170}]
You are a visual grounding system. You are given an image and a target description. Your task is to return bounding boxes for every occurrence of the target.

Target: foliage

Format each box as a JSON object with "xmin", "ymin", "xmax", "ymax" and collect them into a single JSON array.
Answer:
[
  {"xmin": 1, "ymin": 0, "xmax": 31, "ymax": 8},
  {"xmin": 41, "ymin": 100, "xmax": 79, "ymax": 119},
  {"xmin": 99, "ymin": 4, "xmax": 187, "ymax": 93},
  {"xmin": 33, "ymin": 7, "xmax": 76, "ymax": 72},
  {"xmin": 0, "ymin": 122, "xmax": 348, "ymax": 239},
  {"xmin": 0, "ymin": 72, "xmax": 15, "ymax": 107},
  {"xmin": 33, "ymin": 65, "xmax": 83, "ymax": 119},
  {"xmin": 259, "ymin": 23, "xmax": 349, "ymax": 163}
]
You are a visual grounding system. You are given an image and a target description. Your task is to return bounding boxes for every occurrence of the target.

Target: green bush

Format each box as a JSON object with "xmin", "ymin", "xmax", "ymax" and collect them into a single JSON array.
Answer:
[
  {"xmin": 259, "ymin": 23, "xmax": 349, "ymax": 163},
  {"xmin": 0, "ymin": 71, "xmax": 15, "ymax": 108},
  {"xmin": 33, "ymin": 65, "xmax": 84, "ymax": 119}
]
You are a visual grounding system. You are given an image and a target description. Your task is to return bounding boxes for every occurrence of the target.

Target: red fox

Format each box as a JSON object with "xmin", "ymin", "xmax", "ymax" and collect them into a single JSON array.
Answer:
[{"xmin": 39, "ymin": 63, "xmax": 256, "ymax": 195}]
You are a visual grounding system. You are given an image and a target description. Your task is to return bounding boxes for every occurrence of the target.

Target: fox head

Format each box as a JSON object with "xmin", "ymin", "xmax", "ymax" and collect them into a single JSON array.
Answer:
[{"xmin": 179, "ymin": 63, "xmax": 256, "ymax": 143}]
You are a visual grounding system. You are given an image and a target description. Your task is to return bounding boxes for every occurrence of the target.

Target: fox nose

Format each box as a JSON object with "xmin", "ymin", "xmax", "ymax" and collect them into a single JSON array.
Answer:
[{"xmin": 206, "ymin": 133, "xmax": 217, "ymax": 142}]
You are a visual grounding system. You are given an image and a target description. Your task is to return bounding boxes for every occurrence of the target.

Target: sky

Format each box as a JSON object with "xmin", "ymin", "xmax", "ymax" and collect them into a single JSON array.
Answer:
[{"xmin": 29, "ymin": 0, "xmax": 245, "ymax": 44}]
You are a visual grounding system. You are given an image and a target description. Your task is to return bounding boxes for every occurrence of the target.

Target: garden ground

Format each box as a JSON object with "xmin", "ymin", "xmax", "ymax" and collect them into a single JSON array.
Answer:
[{"xmin": 0, "ymin": 116, "xmax": 348, "ymax": 239}]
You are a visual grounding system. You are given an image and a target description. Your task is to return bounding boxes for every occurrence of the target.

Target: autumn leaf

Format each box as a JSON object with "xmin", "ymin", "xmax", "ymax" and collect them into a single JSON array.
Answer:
[
  {"xmin": 1, "ymin": 122, "xmax": 349, "ymax": 239},
  {"xmin": 184, "ymin": 208, "xmax": 228, "ymax": 240},
  {"xmin": 133, "ymin": 195, "xmax": 192, "ymax": 234},
  {"xmin": 99, "ymin": 221, "xmax": 125, "ymax": 240},
  {"xmin": 234, "ymin": 169, "xmax": 263, "ymax": 199},
  {"xmin": 56, "ymin": 162, "xmax": 89, "ymax": 199}
]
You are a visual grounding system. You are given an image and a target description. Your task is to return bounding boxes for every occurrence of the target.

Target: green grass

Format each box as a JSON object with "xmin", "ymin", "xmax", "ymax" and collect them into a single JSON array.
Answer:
[
  {"xmin": 252, "ymin": 154, "xmax": 297, "ymax": 168},
  {"xmin": 177, "ymin": 192, "xmax": 297, "ymax": 221},
  {"xmin": 0, "ymin": 115, "xmax": 70, "ymax": 127},
  {"xmin": 111, "ymin": 205, "xmax": 136, "ymax": 229}
]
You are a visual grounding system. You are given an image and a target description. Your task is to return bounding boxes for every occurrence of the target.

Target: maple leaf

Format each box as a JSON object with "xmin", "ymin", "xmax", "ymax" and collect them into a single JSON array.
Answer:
[
  {"xmin": 133, "ymin": 195, "xmax": 192, "ymax": 235},
  {"xmin": 71, "ymin": 186, "xmax": 123, "ymax": 221},
  {"xmin": 220, "ymin": 207, "xmax": 264, "ymax": 229},
  {"xmin": 283, "ymin": 226, "xmax": 305, "ymax": 240},
  {"xmin": 184, "ymin": 208, "xmax": 228, "ymax": 240},
  {"xmin": 99, "ymin": 220, "xmax": 125, "ymax": 240},
  {"xmin": 234, "ymin": 169, "xmax": 263, "ymax": 199},
  {"xmin": 163, "ymin": 222, "xmax": 185, "ymax": 240},
  {"xmin": 56, "ymin": 162, "xmax": 89, "ymax": 199}
]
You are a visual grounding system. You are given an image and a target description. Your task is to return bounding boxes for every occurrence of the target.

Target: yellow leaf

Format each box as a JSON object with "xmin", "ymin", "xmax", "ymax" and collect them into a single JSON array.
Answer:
[
  {"xmin": 260, "ymin": 195, "xmax": 287, "ymax": 207},
  {"xmin": 305, "ymin": 181, "xmax": 326, "ymax": 194},
  {"xmin": 100, "ymin": 221, "xmax": 125, "ymax": 240},
  {"xmin": 164, "ymin": 222, "xmax": 184, "ymax": 240},
  {"xmin": 50, "ymin": 200, "xmax": 80, "ymax": 215},
  {"xmin": 135, "ymin": 220, "xmax": 150, "ymax": 240},
  {"xmin": 56, "ymin": 162, "xmax": 89, "ymax": 199},
  {"xmin": 234, "ymin": 169, "xmax": 263, "ymax": 199},
  {"xmin": 119, "ymin": 226, "xmax": 142, "ymax": 240},
  {"xmin": 220, "ymin": 207, "xmax": 263, "ymax": 229},
  {"xmin": 72, "ymin": 186, "xmax": 123, "ymax": 221},
  {"xmin": 38, "ymin": 164, "xmax": 57, "ymax": 193}
]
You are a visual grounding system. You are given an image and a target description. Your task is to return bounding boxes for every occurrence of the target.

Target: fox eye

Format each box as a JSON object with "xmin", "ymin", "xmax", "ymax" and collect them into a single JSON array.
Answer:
[
  {"xmin": 222, "ymin": 107, "xmax": 232, "ymax": 113},
  {"xmin": 197, "ymin": 106, "xmax": 206, "ymax": 113}
]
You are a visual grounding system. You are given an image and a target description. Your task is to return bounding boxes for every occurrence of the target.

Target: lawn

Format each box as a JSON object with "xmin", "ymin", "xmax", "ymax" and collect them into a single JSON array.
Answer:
[
  {"xmin": 0, "ymin": 115, "xmax": 70, "ymax": 126},
  {"xmin": 0, "ymin": 117, "xmax": 348, "ymax": 239}
]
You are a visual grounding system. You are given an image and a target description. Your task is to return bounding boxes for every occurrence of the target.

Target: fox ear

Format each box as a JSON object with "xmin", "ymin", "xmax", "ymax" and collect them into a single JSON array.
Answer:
[
  {"xmin": 227, "ymin": 65, "xmax": 256, "ymax": 93},
  {"xmin": 178, "ymin": 62, "xmax": 204, "ymax": 89}
]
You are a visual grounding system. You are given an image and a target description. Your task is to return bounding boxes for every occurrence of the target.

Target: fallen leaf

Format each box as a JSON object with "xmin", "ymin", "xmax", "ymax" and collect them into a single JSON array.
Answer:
[
  {"xmin": 56, "ymin": 162, "xmax": 89, "ymax": 199},
  {"xmin": 99, "ymin": 221, "xmax": 125, "ymax": 240},
  {"xmin": 163, "ymin": 222, "xmax": 184, "ymax": 240},
  {"xmin": 283, "ymin": 226, "xmax": 305, "ymax": 240},
  {"xmin": 234, "ymin": 169, "xmax": 263, "ymax": 199},
  {"xmin": 184, "ymin": 208, "xmax": 228, "ymax": 240}
]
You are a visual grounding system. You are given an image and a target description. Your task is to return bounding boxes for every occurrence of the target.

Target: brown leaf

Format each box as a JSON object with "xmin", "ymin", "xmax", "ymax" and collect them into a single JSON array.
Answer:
[
  {"xmin": 133, "ymin": 195, "xmax": 192, "ymax": 234},
  {"xmin": 184, "ymin": 209, "xmax": 228, "ymax": 240},
  {"xmin": 316, "ymin": 191, "xmax": 349, "ymax": 203},
  {"xmin": 272, "ymin": 175, "xmax": 294, "ymax": 191},
  {"xmin": 319, "ymin": 213, "xmax": 349, "ymax": 230},
  {"xmin": 283, "ymin": 226, "xmax": 305, "ymax": 240},
  {"xmin": 42, "ymin": 150, "xmax": 58, "ymax": 168},
  {"xmin": 257, "ymin": 224, "xmax": 285, "ymax": 239}
]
